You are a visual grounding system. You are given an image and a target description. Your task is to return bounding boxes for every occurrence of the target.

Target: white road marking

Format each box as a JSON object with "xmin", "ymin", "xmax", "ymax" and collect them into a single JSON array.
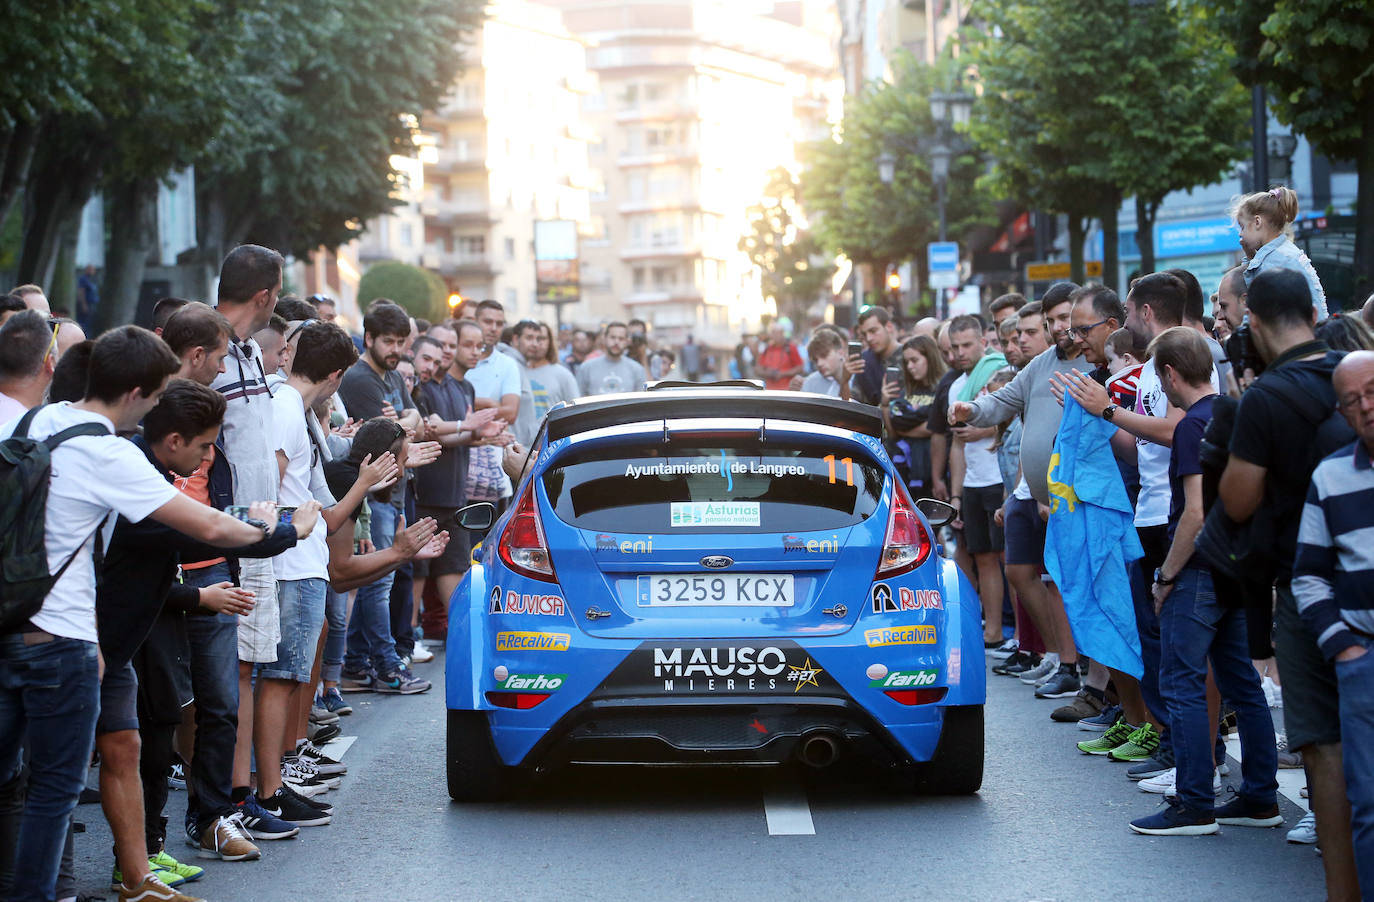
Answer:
[
  {"xmin": 319, "ymin": 735, "xmax": 358, "ymax": 758},
  {"xmin": 1225, "ymin": 734, "xmax": 1308, "ymax": 812},
  {"xmin": 763, "ymin": 788, "xmax": 815, "ymax": 835}
]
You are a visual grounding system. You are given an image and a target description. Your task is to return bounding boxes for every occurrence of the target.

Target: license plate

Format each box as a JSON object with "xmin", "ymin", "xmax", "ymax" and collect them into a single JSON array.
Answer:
[{"xmin": 636, "ymin": 573, "xmax": 795, "ymax": 607}]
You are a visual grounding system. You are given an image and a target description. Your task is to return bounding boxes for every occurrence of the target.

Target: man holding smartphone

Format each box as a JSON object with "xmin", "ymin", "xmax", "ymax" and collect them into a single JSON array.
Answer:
[{"xmin": 852, "ymin": 308, "xmax": 902, "ymax": 405}]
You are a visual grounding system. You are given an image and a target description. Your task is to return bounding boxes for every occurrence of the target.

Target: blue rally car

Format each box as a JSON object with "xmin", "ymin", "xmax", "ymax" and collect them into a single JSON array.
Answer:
[{"xmin": 445, "ymin": 384, "xmax": 985, "ymax": 800}]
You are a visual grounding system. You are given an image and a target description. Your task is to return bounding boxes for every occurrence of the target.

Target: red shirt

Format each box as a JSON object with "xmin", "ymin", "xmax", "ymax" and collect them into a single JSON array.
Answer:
[
  {"xmin": 757, "ymin": 341, "xmax": 803, "ymax": 390},
  {"xmin": 1107, "ymin": 363, "xmax": 1143, "ymax": 410}
]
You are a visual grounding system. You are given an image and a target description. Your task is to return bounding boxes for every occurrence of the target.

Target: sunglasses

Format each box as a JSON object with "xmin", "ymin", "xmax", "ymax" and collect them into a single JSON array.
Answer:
[{"xmin": 45, "ymin": 317, "xmax": 61, "ymax": 361}]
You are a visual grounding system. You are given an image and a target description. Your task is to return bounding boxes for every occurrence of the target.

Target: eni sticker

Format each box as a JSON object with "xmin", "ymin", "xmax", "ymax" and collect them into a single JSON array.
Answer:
[
  {"xmin": 495, "ymin": 631, "xmax": 571, "ymax": 652},
  {"xmin": 864, "ymin": 625, "xmax": 937, "ymax": 647}
]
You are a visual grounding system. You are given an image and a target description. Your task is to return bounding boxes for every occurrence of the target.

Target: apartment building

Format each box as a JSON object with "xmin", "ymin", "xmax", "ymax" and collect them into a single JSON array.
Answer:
[
  {"xmin": 552, "ymin": 0, "xmax": 838, "ymax": 345},
  {"xmin": 359, "ymin": 0, "xmax": 595, "ymax": 324}
]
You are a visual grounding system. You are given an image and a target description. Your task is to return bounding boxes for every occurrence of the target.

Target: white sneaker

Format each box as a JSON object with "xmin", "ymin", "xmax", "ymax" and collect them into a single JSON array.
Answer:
[
  {"xmin": 1286, "ymin": 810, "xmax": 1317, "ymax": 844},
  {"xmin": 1138, "ymin": 767, "xmax": 1223, "ymax": 794},
  {"xmin": 410, "ymin": 643, "xmax": 434, "ymax": 664},
  {"xmin": 280, "ymin": 762, "xmax": 331, "ymax": 797},
  {"xmin": 1261, "ymin": 676, "xmax": 1283, "ymax": 708},
  {"xmin": 1019, "ymin": 658, "xmax": 1056, "ymax": 685}
]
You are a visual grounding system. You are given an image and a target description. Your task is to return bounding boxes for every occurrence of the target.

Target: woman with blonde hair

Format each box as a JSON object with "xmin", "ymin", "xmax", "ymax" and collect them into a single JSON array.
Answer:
[{"xmin": 1229, "ymin": 185, "xmax": 1327, "ymax": 319}]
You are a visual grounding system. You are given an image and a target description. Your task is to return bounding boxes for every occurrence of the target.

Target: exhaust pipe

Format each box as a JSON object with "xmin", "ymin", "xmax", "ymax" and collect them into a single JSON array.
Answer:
[{"xmin": 797, "ymin": 731, "xmax": 841, "ymax": 769}]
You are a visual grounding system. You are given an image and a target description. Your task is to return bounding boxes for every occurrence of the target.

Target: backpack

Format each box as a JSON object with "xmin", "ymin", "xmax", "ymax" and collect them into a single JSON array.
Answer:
[
  {"xmin": 0, "ymin": 406, "xmax": 111, "ymax": 632},
  {"xmin": 1194, "ymin": 359, "xmax": 1353, "ymax": 591}
]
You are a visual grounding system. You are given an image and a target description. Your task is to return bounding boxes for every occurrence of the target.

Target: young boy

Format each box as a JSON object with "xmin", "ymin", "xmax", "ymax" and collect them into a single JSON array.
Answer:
[{"xmin": 1105, "ymin": 327, "xmax": 1146, "ymax": 412}]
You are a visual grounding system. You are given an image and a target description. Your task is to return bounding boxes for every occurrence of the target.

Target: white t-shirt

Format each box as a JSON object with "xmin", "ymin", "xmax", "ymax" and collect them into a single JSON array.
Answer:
[
  {"xmin": 1133, "ymin": 357, "xmax": 1220, "ymax": 527},
  {"xmin": 271, "ymin": 384, "xmax": 328, "ymax": 581},
  {"xmin": 0, "ymin": 404, "xmax": 178, "ymax": 641},
  {"xmin": 467, "ymin": 348, "xmax": 521, "ymax": 403},
  {"xmin": 0, "ymin": 392, "xmax": 27, "ymax": 429},
  {"xmin": 950, "ymin": 373, "xmax": 1003, "ymax": 489}
]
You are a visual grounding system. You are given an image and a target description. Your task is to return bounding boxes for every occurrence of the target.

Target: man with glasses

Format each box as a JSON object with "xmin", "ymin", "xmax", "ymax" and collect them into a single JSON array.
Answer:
[
  {"xmin": 1294, "ymin": 349, "xmax": 1374, "ymax": 894},
  {"xmin": 948, "ymin": 282, "xmax": 1089, "ymax": 700},
  {"xmin": 0, "ymin": 311, "xmax": 58, "ymax": 425}
]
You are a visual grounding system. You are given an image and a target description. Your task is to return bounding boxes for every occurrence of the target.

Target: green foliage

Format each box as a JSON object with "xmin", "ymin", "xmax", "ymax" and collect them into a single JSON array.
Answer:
[
  {"xmin": 358, "ymin": 261, "xmax": 448, "ymax": 322},
  {"xmin": 800, "ymin": 54, "xmax": 992, "ymax": 268},
  {"xmin": 966, "ymin": 0, "xmax": 1248, "ymax": 275},
  {"xmin": 197, "ymin": 0, "xmax": 481, "ymax": 258},
  {"xmin": 739, "ymin": 167, "xmax": 835, "ymax": 325}
]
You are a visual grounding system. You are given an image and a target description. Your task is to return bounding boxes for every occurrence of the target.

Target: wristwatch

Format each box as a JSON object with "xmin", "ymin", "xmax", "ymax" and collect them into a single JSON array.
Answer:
[
  {"xmin": 1102, "ymin": 404, "xmax": 1120, "ymax": 421},
  {"xmin": 246, "ymin": 518, "xmax": 273, "ymax": 542},
  {"xmin": 1153, "ymin": 567, "xmax": 1175, "ymax": 586}
]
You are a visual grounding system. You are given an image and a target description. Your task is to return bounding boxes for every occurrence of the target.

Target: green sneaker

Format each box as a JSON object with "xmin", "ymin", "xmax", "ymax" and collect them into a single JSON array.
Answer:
[
  {"xmin": 1108, "ymin": 722, "xmax": 1161, "ymax": 762},
  {"xmin": 1077, "ymin": 719, "xmax": 1133, "ymax": 755},
  {"xmin": 150, "ymin": 850, "xmax": 204, "ymax": 883},
  {"xmin": 111, "ymin": 857, "xmax": 185, "ymax": 890}
]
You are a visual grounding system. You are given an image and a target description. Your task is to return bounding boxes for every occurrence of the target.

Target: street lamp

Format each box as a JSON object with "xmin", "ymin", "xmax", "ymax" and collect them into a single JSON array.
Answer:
[
  {"xmin": 930, "ymin": 143, "xmax": 952, "ymax": 242},
  {"xmin": 877, "ymin": 151, "xmax": 896, "ymax": 185}
]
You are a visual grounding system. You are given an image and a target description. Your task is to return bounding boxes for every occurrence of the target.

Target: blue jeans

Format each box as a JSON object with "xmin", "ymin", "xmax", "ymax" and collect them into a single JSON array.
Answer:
[
  {"xmin": 1158, "ymin": 567, "xmax": 1278, "ymax": 813},
  {"xmin": 1334, "ymin": 636, "xmax": 1374, "ymax": 896},
  {"xmin": 0, "ymin": 634, "xmax": 100, "ymax": 902},
  {"xmin": 322, "ymin": 586, "xmax": 349, "ymax": 684},
  {"xmin": 344, "ymin": 499, "xmax": 403, "ymax": 676},
  {"xmin": 1131, "ymin": 525, "xmax": 1170, "ymax": 742},
  {"xmin": 180, "ymin": 563, "xmax": 241, "ymax": 831},
  {"xmin": 261, "ymin": 578, "xmax": 326, "ymax": 683}
]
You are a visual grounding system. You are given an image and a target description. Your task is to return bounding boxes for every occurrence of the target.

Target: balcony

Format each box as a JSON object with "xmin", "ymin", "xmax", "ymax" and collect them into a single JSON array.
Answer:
[
  {"xmin": 562, "ymin": 122, "xmax": 598, "ymax": 143},
  {"xmin": 619, "ymin": 243, "xmax": 707, "ymax": 260},
  {"xmin": 616, "ymin": 145, "xmax": 700, "ymax": 168},
  {"xmin": 615, "ymin": 102, "xmax": 698, "ymax": 124},
  {"xmin": 617, "ymin": 194, "xmax": 726, "ymax": 215},
  {"xmin": 434, "ymin": 253, "xmax": 502, "ymax": 280},
  {"xmin": 428, "ymin": 147, "xmax": 487, "ymax": 174},
  {"xmin": 624, "ymin": 288, "xmax": 704, "ymax": 306},
  {"xmin": 422, "ymin": 195, "xmax": 497, "ymax": 227}
]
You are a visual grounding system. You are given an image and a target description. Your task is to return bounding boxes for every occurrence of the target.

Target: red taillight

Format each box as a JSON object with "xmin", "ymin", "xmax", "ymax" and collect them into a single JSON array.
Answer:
[
  {"xmin": 876, "ymin": 484, "xmax": 932, "ymax": 578},
  {"xmin": 883, "ymin": 688, "xmax": 947, "ymax": 706},
  {"xmin": 498, "ymin": 486, "xmax": 556, "ymax": 582},
  {"xmin": 485, "ymin": 691, "xmax": 551, "ymax": 709}
]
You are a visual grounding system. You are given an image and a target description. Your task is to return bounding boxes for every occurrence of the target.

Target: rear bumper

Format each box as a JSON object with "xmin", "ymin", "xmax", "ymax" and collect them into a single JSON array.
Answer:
[{"xmin": 494, "ymin": 695, "xmax": 946, "ymax": 770}]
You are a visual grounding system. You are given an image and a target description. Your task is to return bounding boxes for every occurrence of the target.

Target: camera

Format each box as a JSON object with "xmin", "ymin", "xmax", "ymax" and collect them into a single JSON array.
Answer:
[{"xmin": 1225, "ymin": 323, "xmax": 1265, "ymax": 376}]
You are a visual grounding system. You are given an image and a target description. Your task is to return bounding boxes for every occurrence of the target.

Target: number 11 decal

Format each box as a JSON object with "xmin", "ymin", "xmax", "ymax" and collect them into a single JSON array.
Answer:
[{"xmin": 822, "ymin": 454, "xmax": 853, "ymax": 486}]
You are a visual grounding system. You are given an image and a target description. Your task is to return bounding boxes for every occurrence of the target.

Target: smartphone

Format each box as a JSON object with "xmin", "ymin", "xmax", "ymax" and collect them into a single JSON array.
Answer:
[
  {"xmin": 885, "ymin": 365, "xmax": 902, "ymax": 384},
  {"xmin": 847, "ymin": 341, "xmax": 863, "ymax": 358},
  {"xmin": 276, "ymin": 506, "xmax": 296, "ymax": 525},
  {"xmin": 225, "ymin": 505, "xmax": 252, "ymax": 522}
]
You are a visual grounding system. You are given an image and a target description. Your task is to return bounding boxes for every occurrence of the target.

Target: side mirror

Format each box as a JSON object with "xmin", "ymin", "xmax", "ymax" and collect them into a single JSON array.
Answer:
[
  {"xmin": 915, "ymin": 498, "xmax": 956, "ymax": 528},
  {"xmin": 454, "ymin": 502, "xmax": 496, "ymax": 531}
]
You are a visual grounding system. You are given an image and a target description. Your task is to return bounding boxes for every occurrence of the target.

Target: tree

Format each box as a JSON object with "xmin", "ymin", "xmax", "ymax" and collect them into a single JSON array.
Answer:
[
  {"xmin": 1200, "ymin": 0, "xmax": 1374, "ymax": 301},
  {"xmin": 801, "ymin": 53, "xmax": 991, "ymax": 305},
  {"xmin": 966, "ymin": 0, "xmax": 1248, "ymax": 287},
  {"xmin": 739, "ymin": 167, "xmax": 835, "ymax": 326},
  {"xmin": 357, "ymin": 261, "xmax": 448, "ymax": 322}
]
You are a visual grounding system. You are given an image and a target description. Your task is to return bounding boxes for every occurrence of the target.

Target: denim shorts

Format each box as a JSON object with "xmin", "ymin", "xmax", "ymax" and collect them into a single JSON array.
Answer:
[
  {"xmin": 1003, "ymin": 496, "xmax": 1045, "ymax": 566},
  {"xmin": 96, "ymin": 660, "xmax": 139, "ymax": 735},
  {"xmin": 259, "ymin": 578, "xmax": 327, "ymax": 682},
  {"xmin": 236, "ymin": 558, "xmax": 280, "ymax": 664}
]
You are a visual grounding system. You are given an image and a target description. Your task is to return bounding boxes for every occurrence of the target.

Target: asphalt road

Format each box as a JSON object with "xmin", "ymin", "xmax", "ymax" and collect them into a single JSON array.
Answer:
[{"xmin": 74, "ymin": 651, "xmax": 1325, "ymax": 902}]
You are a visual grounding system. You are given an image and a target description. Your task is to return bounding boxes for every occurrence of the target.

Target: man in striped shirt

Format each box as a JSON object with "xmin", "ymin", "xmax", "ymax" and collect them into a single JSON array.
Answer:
[{"xmin": 1293, "ymin": 349, "xmax": 1374, "ymax": 896}]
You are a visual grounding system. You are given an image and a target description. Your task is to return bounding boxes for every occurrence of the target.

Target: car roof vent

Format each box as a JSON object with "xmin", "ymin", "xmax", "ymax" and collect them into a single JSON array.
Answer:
[{"xmin": 646, "ymin": 379, "xmax": 764, "ymax": 391}]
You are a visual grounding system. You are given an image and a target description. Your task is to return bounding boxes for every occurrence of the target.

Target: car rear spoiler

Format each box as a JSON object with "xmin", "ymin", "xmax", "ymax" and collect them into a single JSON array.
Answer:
[{"xmin": 545, "ymin": 389, "xmax": 884, "ymax": 442}]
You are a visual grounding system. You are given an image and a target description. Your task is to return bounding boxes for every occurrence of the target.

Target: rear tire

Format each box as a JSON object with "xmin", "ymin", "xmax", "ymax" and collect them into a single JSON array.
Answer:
[
  {"xmin": 447, "ymin": 709, "xmax": 521, "ymax": 802},
  {"xmin": 903, "ymin": 704, "xmax": 984, "ymax": 795}
]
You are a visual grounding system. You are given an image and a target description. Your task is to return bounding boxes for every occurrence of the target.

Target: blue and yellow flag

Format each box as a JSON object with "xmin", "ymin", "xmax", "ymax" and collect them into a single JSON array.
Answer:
[{"xmin": 1044, "ymin": 396, "xmax": 1145, "ymax": 678}]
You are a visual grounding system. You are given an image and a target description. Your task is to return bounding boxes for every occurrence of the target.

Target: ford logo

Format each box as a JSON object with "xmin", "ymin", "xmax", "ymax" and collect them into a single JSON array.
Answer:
[{"xmin": 700, "ymin": 555, "xmax": 733, "ymax": 569}]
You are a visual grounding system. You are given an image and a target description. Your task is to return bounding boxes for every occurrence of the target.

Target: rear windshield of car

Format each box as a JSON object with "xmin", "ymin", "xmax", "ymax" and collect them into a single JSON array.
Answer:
[{"xmin": 541, "ymin": 439, "xmax": 884, "ymax": 532}]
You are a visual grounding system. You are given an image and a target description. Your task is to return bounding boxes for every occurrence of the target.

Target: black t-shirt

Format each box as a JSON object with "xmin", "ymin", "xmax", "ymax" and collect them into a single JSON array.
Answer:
[
  {"xmin": 928, "ymin": 369, "xmax": 960, "ymax": 437},
  {"xmin": 1228, "ymin": 342, "xmax": 1344, "ymax": 571},
  {"xmin": 414, "ymin": 374, "xmax": 474, "ymax": 509},
  {"xmin": 1168, "ymin": 394, "xmax": 1216, "ymax": 544}
]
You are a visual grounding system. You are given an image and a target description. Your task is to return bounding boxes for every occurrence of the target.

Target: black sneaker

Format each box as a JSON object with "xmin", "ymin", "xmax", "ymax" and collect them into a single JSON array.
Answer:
[
  {"xmin": 1214, "ymin": 795, "xmax": 1284, "ymax": 828},
  {"xmin": 295, "ymin": 740, "xmax": 347, "ymax": 776},
  {"xmin": 1126, "ymin": 745, "xmax": 1176, "ymax": 781},
  {"xmin": 307, "ymin": 721, "xmax": 342, "ymax": 744},
  {"xmin": 1002, "ymin": 653, "xmax": 1042, "ymax": 677},
  {"xmin": 281, "ymin": 782, "xmax": 333, "ymax": 816},
  {"xmin": 1034, "ymin": 666, "xmax": 1081, "ymax": 699},
  {"xmin": 260, "ymin": 788, "xmax": 331, "ymax": 827},
  {"xmin": 992, "ymin": 650, "xmax": 1037, "ymax": 676}
]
